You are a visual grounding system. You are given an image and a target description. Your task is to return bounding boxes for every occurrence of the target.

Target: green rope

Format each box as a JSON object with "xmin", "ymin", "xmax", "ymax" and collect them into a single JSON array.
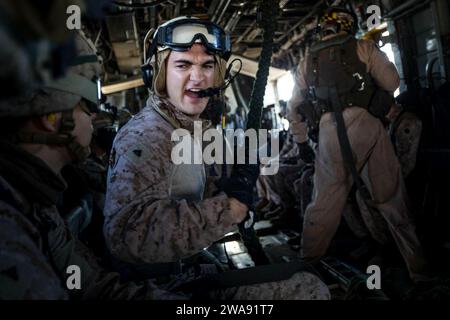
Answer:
[
  {"xmin": 246, "ymin": 0, "xmax": 278, "ymax": 132},
  {"xmin": 239, "ymin": 0, "xmax": 279, "ymax": 266}
]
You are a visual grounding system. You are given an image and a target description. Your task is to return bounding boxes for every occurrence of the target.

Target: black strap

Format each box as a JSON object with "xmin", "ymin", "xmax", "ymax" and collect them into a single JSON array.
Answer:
[
  {"xmin": 309, "ymin": 34, "xmax": 353, "ymax": 54},
  {"xmin": 329, "ymin": 87, "xmax": 372, "ymax": 201},
  {"xmin": 176, "ymin": 260, "xmax": 321, "ymax": 291},
  {"xmin": 109, "ymin": 256, "xmax": 183, "ymax": 282},
  {"xmin": 69, "ymin": 55, "xmax": 99, "ymax": 66}
]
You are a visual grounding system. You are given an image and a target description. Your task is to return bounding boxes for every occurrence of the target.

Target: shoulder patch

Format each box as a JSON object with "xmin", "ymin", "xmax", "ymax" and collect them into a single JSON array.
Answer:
[
  {"xmin": 133, "ymin": 149, "xmax": 142, "ymax": 157},
  {"xmin": 124, "ymin": 143, "xmax": 151, "ymax": 165}
]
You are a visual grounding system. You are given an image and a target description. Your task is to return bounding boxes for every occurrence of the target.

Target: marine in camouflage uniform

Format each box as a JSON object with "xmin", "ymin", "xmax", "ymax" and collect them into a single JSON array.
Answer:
[
  {"xmin": 104, "ymin": 16, "xmax": 330, "ymax": 300},
  {"xmin": 60, "ymin": 111, "xmax": 119, "ymax": 256},
  {"xmin": 105, "ymin": 94, "xmax": 242, "ymax": 263},
  {"xmin": 288, "ymin": 7, "xmax": 427, "ymax": 281},
  {"xmin": 0, "ymin": 31, "xmax": 182, "ymax": 300},
  {"xmin": 341, "ymin": 109, "xmax": 423, "ymax": 255},
  {"xmin": 104, "ymin": 93, "xmax": 330, "ymax": 300},
  {"xmin": 256, "ymin": 131, "xmax": 297, "ymax": 208},
  {"xmin": 256, "ymin": 132, "xmax": 304, "ymax": 220},
  {"xmin": 0, "ymin": 145, "xmax": 180, "ymax": 300},
  {"xmin": 389, "ymin": 111, "xmax": 422, "ymax": 178}
]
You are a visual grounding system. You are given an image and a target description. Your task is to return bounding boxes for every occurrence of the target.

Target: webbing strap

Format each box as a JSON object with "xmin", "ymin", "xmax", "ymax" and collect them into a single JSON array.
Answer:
[
  {"xmin": 16, "ymin": 132, "xmax": 73, "ymax": 145},
  {"xmin": 110, "ymin": 256, "xmax": 183, "ymax": 281},
  {"xmin": 329, "ymin": 87, "xmax": 372, "ymax": 201},
  {"xmin": 310, "ymin": 34, "xmax": 353, "ymax": 54},
  {"xmin": 177, "ymin": 260, "xmax": 322, "ymax": 290},
  {"xmin": 69, "ymin": 54, "xmax": 99, "ymax": 66}
]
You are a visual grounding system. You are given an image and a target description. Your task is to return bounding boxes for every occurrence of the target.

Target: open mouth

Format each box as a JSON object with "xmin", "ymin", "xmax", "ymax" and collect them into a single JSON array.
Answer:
[{"xmin": 185, "ymin": 88, "xmax": 204, "ymax": 98}]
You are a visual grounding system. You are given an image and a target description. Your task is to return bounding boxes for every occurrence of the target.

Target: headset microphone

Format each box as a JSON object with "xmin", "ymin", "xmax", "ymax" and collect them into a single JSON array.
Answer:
[
  {"xmin": 195, "ymin": 87, "xmax": 222, "ymax": 98},
  {"xmin": 194, "ymin": 58, "xmax": 242, "ymax": 98}
]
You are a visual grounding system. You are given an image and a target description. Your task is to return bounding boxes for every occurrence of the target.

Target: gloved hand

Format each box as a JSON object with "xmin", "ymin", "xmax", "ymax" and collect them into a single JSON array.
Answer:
[{"xmin": 215, "ymin": 163, "xmax": 260, "ymax": 209}]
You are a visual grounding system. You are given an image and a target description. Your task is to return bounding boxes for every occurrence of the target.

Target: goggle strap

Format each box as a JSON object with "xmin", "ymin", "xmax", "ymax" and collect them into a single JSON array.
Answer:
[{"xmin": 145, "ymin": 35, "xmax": 160, "ymax": 64}]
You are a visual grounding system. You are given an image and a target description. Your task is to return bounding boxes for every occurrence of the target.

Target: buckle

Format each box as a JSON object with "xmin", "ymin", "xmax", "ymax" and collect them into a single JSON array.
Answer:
[{"xmin": 352, "ymin": 73, "xmax": 365, "ymax": 91}]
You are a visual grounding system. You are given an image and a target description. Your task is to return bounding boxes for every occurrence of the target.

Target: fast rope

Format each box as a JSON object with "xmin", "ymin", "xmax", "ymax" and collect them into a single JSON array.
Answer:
[
  {"xmin": 238, "ymin": 0, "xmax": 279, "ymax": 266},
  {"xmin": 245, "ymin": 0, "xmax": 278, "ymax": 131}
]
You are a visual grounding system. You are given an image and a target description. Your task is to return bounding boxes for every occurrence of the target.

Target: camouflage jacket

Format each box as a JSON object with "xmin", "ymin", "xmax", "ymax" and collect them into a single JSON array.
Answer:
[
  {"xmin": 0, "ymin": 140, "xmax": 178, "ymax": 300},
  {"xmin": 104, "ymin": 94, "xmax": 238, "ymax": 264}
]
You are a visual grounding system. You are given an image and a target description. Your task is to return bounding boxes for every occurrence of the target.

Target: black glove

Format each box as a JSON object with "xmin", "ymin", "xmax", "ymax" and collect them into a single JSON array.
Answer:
[{"xmin": 215, "ymin": 164, "xmax": 260, "ymax": 209}]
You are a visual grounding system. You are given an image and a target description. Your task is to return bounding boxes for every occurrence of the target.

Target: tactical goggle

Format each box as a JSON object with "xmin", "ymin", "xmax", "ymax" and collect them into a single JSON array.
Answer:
[{"xmin": 151, "ymin": 18, "xmax": 231, "ymax": 61}]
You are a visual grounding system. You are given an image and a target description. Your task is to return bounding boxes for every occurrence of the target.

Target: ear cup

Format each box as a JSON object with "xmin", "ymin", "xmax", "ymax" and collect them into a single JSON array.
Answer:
[
  {"xmin": 47, "ymin": 113, "xmax": 57, "ymax": 124},
  {"xmin": 141, "ymin": 63, "xmax": 154, "ymax": 89}
]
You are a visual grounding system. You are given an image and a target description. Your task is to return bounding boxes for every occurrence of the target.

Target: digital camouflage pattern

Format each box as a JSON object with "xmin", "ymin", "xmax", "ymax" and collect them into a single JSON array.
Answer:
[
  {"xmin": 0, "ymin": 26, "xmax": 183, "ymax": 300},
  {"xmin": 207, "ymin": 271, "xmax": 330, "ymax": 300},
  {"xmin": 391, "ymin": 112, "xmax": 422, "ymax": 177},
  {"xmin": 0, "ymin": 88, "xmax": 81, "ymax": 118},
  {"xmin": 229, "ymin": 271, "xmax": 330, "ymax": 300},
  {"xmin": 104, "ymin": 94, "xmax": 239, "ymax": 264},
  {"xmin": 103, "ymin": 94, "xmax": 331, "ymax": 300},
  {"xmin": 256, "ymin": 131, "xmax": 299, "ymax": 206},
  {"xmin": 0, "ymin": 140, "xmax": 183, "ymax": 300}
]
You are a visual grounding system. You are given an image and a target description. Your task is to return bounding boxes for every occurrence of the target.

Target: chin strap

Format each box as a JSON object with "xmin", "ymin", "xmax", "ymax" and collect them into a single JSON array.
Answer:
[
  {"xmin": 67, "ymin": 139, "xmax": 91, "ymax": 163},
  {"xmin": 15, "ymin": 109, "xmax": 91, "ymax": 163}
]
